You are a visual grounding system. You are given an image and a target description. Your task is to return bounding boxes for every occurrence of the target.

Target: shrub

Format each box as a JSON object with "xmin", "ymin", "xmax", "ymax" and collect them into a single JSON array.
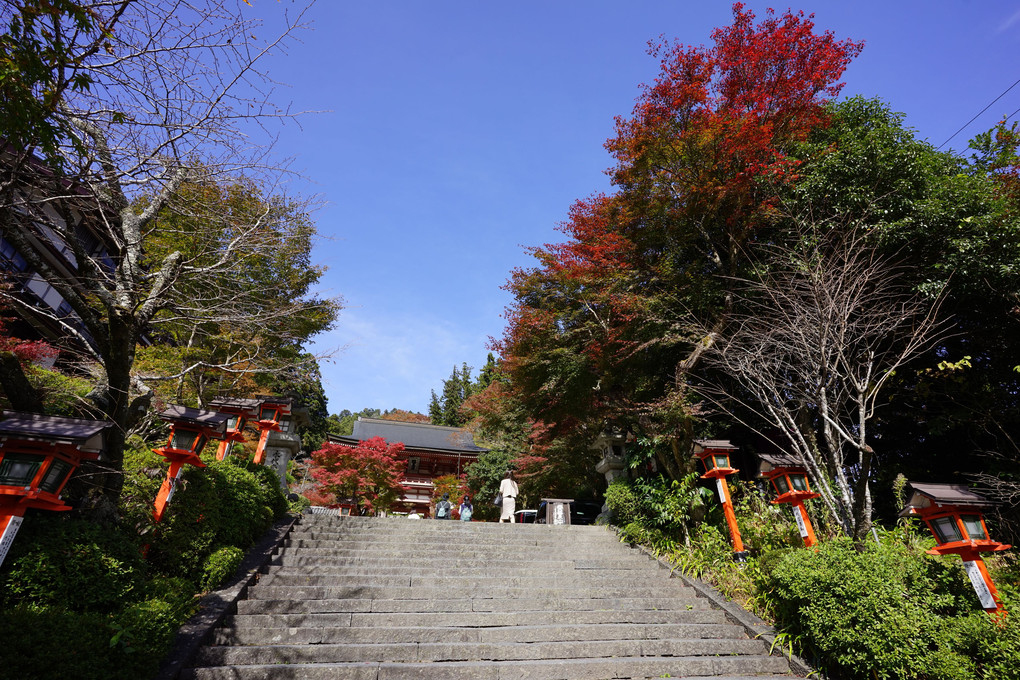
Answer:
[
  {"xmin": 605, "ymin": 480, "xmax": 641, "ymax": 526},
  {"xmin": 754, "ymin": 533, "xmax": 1008, "ymax": 679},
  {"xmin": 0, "ymin": 596, "xmax": 195, "ymax": 680},
  {"xmin": 141, "ymin": 457, "xmax": 287, "ymax": 583},
  {"xmin": 201, "ymin": 546, "xmax": 244, "ymax": 591},
  {"xmin": 0, "ymin": 606, "xmax": 114, "ymax": 680},
  {"xmin": 0, "ymin": 515, "xmax": 146, "ymax": 613},
  {"xmin": 25, "ymin": 364, "xmax": 94, "ymax": 416},
  {"xmin": 289, "ymin": 492, "xmax": 312, "ymax": 513},
  {"xmin": 114, "ymin": 595, "xmax": 196, "ymax": 671},
  {"xmin": 607, "ymin": 474, "xmax": 711, "ymax": 543}
]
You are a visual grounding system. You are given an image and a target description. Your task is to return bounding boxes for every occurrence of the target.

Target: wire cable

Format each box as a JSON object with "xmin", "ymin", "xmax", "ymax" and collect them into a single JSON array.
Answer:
[{"xmin": 938, "ymin": 76, "xmax": 1020, "ymax": 149}]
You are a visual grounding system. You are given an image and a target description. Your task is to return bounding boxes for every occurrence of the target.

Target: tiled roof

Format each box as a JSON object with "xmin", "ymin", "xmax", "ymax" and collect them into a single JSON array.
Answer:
[{"xmin": 342, "ymin": 418, "xmax": 488, "ymax": 454}]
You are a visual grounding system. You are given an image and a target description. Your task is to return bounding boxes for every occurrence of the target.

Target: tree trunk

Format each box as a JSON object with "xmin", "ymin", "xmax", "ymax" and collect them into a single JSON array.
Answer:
[
  {"xmin": 0, "ymin": 351, "xmax": 44, "ymax": 412},
  {"xmin": 851, "ymin": 447, "xmax": 875, "ymax": 548},
  {"xmin": 89, "ymin": 309, "xmax": 138, "ymax": 505}
]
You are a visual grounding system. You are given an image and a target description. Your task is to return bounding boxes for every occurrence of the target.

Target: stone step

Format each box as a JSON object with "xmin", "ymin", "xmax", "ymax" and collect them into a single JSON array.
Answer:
[
  {"xmin": 295, "ymin": 516, "xmax": 609, "ymax": 532},
  {"xmin": 245, "ymin": 583, "xmax": 699, "ymax": 601},
  {"xmin": 196, "ymin": 637, "xmax": 774, "ymax": 665},
  {"xmin": 212, "ymin": 621, "xmax": 749, "ymax": 646},
  {"xmin": 236, "ymin": 595, "xmax": 713, "ymax": 615},
  {"xmin": 289, "ymin": 526, "xmax": 622, "ymax": 544},
  {"xmin": 220, "ymin": 608, "xmax": 730, "ymax": 630},
  {"xmin": 281, "ymin": 539, "xmax": 630, "ymax": 557},
  {"xmin": 183, "ymin": 657, "xmax": 793, "ymax": 680},
  {"xmin": 270, "ymin": 552, "xmax": 651, "ymax": 570},
  {"xmin": 283, "ymin": 536, "xmax": 622, "ymax": 552},
  {"xmin": 257, "ymin": 571, "xmax": 682, "ymax": 589},
  {"xmin": 262, "ymin": 564, "xmax": 662, "ymax": 578}
]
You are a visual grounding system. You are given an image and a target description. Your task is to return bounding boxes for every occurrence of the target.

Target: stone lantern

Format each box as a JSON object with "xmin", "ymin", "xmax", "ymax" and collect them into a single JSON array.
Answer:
[
  {"xmin": 0, "ymin": 411, "xmax": 111, "ymax": 567},
  {"xmin": 592, "ymin": 426, "xmax": 630, "ymax": 487},
  {"xmin": 152, "ymin": 405, "xmax": 229, "ymax": 522},
  {"xmin": 692, "ymin": 439, "xmax": 747, "ymax": 561},
  {"xmin": 757, "ymin": 452, "xmax": 820, "ymax": 547},
  {"xmin": 593, "ymin": 426, "xmax": 630, "ymax": 520},
  {"xmin": 208, "ymin": 397, "xmax": 263, "ymax": 461},
  {"xmin": 899, "ymin": 482, "xmax": 1011, "ymax": 614}
]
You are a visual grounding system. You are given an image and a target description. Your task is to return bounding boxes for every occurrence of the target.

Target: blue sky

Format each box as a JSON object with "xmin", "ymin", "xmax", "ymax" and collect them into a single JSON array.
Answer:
[{"xmin": 243, "ymin": 1, "xmax": 1020, "ymax": 415}]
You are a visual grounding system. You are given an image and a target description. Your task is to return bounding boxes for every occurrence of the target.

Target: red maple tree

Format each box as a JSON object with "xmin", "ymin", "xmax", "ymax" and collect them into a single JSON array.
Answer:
[
  {"xmin": 308, "ymin": 437, "xmax": 405, "ymax": 514},
  {"xmin": 488, "ymin": 4, "xmax": 865, "ymax": 481},
  {"xmin": 609, "ymin": 3, "xmax": 863, "ymax": 236}
]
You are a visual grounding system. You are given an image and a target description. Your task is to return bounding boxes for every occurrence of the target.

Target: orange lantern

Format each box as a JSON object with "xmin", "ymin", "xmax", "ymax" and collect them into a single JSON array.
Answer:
[
  {"xmin": 208, "ymin": 397, "xmax": 263, "ymax": 461},
  {"xmin": 251, "ymin": 397, "xmax": 293, "ymax": 465},
  {"xmin": 152, "ymin": 406, "xmax": 229, "ymax": 522},
  {"xmin": 0, "ymin": 411, "xmax": 111, "ymax": 567},
  {"xmin": 758, "ymin": 452, "xmax": 820, "ymax": 547},
  {"xmin": 693, "ymin": 439, "xmax": 747, "ymax": 561},
  {"xmin": 899, "ymin": 482, "xmax": 1011, "ymax": 614}
]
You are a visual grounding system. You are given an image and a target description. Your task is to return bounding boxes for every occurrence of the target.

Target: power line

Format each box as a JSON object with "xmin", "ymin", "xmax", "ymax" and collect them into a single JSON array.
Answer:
[{"xmin": 938, "ymin": 76, "xmax": 1020, "ymax": 150}]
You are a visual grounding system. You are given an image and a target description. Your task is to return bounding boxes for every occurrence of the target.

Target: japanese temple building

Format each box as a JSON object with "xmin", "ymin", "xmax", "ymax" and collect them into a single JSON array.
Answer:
[{"xmin": 328, "ymin": 418, "xmax": 487, "ymax": 515}]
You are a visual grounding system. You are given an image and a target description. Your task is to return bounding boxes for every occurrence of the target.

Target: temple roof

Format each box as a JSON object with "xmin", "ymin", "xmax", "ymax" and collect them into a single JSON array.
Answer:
[{"xmin": 335, "ymin": 418, "xmax": 488, "ymax": 454}]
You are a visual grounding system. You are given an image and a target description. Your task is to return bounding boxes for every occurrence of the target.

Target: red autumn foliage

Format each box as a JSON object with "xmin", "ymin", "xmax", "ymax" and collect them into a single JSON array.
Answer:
[
  {"xmin": 608, "ymin": 3, "xmax": 863, "ymax": 228},
  {"xmin": 379, "ymin": 409, "xmax": 431, "ymax": 424},
  {"xmin": 0, "ymin": 314, "xmax": 59, "ymax": 364},
  {"xmin": 491, "ymin": 4, "xmax": 864, "ymax": 456},
  {"xmin": 309, "ymin": 437, "xmax": 405, "ymax": 514}
]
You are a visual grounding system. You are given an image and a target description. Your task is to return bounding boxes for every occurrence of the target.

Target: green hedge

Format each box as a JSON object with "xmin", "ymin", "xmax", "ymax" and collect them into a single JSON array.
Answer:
[
  {"xmin": 122, "ymin": 447, "xmax": 287, "ymax": 584},
  {"xmin": 754, "ymin": 534, "xmax": 1020, "ymax": 679},
  {"xmin": 0, "ymin": 442, "xmax": 290, "ymax": 680}
]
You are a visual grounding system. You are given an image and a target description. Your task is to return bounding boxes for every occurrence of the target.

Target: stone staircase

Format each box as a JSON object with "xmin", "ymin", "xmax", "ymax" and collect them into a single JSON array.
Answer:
[{"xmin": 181, "ymin": 514, "xmax": 798, "ymax": 679}]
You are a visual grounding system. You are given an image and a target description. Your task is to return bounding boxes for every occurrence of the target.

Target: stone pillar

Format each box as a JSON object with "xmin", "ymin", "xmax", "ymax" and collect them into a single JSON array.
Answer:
[{"xmin": 264, "ymin": 445, "xmax": 292, "ymax": 492}]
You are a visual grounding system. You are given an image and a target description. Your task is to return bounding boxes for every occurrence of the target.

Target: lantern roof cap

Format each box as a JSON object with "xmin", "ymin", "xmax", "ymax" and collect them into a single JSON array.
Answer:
[
  {"xmin": 899, "ymin": 482, "xmax": 997, "ymax": 517},
  {"xmin": 258, "ymin": 396, "xmax": 293, "ymax": 406},
  {"xmin": 208, "ymin": 397, "xmax": 263, "ymax": 413},
  {"xmin": 757, "ymin": 452, "xmax": 803, "ymax": 475},
  {"xmin": 0, "ymin": 411, "xmax": 112, "ymax": 452},
  {"xmin": 159, "ymin": 405, "xmax": 229, "ymax": 435},
  {"xmin": 692, "ymin": 439, "xmax": 737, "ymax": 456}
]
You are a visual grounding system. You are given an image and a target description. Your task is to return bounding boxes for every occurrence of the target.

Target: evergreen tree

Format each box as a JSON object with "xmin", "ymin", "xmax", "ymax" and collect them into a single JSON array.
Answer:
[
  {"xmin": 428, "ymin": 390, "xmax": 443, "ymax": 424},
  {"xmin": 440, "ymin": 365, "xmax": 468, "ymax": 427}
]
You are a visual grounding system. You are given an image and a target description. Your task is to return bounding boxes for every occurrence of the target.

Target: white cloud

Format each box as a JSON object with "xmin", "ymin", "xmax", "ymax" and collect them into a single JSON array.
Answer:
[
  {"xmin": 309, "ymin": 306, "xmax": 491, "ymax": 414},
  {"xmin": 998, "ymin": 8, "xmax": 1020, "ymax": 33}
]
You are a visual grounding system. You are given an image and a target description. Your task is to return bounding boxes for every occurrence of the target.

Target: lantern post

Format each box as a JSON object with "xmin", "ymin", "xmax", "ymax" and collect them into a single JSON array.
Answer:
[
  {"xmin": 899, "ymin": 482, "xmax": 1011, "ymax": 615},
  {"xmin": 692, "ymin": 439, "xmax": 747, "ymax": 562},
  {"xmin": 757, "ymin": 453, "xmax": 820, "ymax": 547},
  {"xmin": 0, "ymin": 411, "xmax": 111, "ymax": 567},
  {"xmin": 251, "ymin": 397, "xmax": 293, "ymax": 465},
  {"xmin": 208, "ymin": 397, "xmax": 263, "ymax": 461},
  {"xmin": 152, "ymin": 406, "xmax": 229, "ymax": 522}
]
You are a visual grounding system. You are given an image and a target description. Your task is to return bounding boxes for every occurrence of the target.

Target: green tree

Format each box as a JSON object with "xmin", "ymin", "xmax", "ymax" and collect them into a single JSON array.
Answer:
[
  {"xmin": 779, "ymin": 97, "xmax": 1020, "ymax": 519},
  {"xmin": 133, "ymin": 179, "xmax": 338, "ymax": 408},
  {"xmin": 0, "ymin": 2, "xmax": 326, "ymax": 506},
  {"xmin": 0, "ymin": 1, "xmax": 126, "ymax": 160}
]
